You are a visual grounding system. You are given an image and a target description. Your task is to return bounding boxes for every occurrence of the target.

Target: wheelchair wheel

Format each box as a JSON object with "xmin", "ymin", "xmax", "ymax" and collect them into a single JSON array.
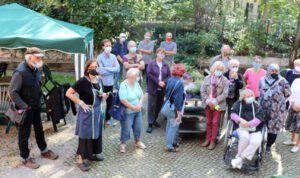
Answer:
[
  {"xmin": 223, "ymin": 120, "xmax": 234, "ymax": 165},
  {"xmin": 224, "ymin": 120, "xmax": 233, "ymax": 147},
  {"xmin": 257, "ymin": 125, "xmax": 268, "ymax": 166}
]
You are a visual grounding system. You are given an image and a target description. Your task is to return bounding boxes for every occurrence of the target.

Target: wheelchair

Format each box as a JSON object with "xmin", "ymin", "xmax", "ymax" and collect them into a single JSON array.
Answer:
[{"xmin": 223, "ymin": 120, "xmax": 268, "ymax": 172}]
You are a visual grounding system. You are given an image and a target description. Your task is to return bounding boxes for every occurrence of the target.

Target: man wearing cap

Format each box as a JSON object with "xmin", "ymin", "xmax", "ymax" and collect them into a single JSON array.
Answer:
[{"xmin": 9, "ymin": 47, "xmax": 58, "ymax": 169}]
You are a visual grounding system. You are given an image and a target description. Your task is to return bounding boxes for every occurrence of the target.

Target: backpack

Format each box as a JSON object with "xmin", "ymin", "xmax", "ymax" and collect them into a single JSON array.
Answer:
[{"xmin": 108, "ymin": 92, "xmax": 126, "ymax": 121}]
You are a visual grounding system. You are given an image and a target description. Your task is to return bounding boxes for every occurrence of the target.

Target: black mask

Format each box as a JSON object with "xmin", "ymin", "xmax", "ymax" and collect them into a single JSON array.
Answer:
[
  {"xmin": 271, "ymin": 73, "xmax": 279, "ymax": 79},
  {"xmin": 88, "ymin": 69, "xmax": 99, "ymax": 76}
]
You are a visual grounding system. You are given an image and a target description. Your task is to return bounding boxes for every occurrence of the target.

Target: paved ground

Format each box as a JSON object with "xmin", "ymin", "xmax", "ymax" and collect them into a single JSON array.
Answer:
[{"xmin": 0, "ymin": 97, "xmax": 299, "ymax": 178}]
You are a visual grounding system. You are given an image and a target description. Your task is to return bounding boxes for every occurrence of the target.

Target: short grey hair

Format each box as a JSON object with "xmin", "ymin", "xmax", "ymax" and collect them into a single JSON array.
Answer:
[
  {"xmin": 126, "ymin": 68, "xmax": 140, "ymax": 78},
  {"xmin": 228, "ymin": 59, "xmax": 240, "ymax": 68},
  {"xmin": 239, "ymin": 89, "xmax": 255, "ymax": 101}
]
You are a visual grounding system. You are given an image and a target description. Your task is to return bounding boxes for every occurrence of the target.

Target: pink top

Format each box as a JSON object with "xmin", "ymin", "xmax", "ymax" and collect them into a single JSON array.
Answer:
[{"xmin": 244, "ymin": 68, "xmax": 266, "ymax": 97}]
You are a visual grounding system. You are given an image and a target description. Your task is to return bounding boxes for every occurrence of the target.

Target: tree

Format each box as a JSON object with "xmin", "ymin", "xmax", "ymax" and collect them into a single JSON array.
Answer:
[{"xmin": 290, "ymin": 13, "xmax": 300, "ymax": 68}]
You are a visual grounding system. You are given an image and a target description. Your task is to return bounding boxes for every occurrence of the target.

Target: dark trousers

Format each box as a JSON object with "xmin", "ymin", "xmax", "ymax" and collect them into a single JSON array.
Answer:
[
  {"xmin": 143, "ymin": 64, "xmax": 148, "ymax": 84},
  {"xmin": 147, "ymin": 89, "xmax": 165, "ymax": 125},
  {"xmin": 267, "ymin": 133, "xmax": 277, "ymax": 148},
  {"xmin": 104, "ymin": 85, "xmax": 114, "ymax": 121},
  {"xmin": 18, "ymin": 108, "xmax": 47, "ymax": 159}
]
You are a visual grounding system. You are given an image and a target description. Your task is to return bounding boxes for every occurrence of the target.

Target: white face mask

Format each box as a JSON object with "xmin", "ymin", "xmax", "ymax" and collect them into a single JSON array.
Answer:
[
  {"xmin": 145, "ymin": 36, "xmax": 150, "ymax": 40},
  {"xmin": 104, "ymin": 46, "xmax": 112, "ymax": 53},
  {"xmin": 32, "ymin": 61, "xmax": 43, "ymax": 68},
  {"xmin": 231, "ymin": 67, "xmax": 239, "ymax": 72},
  {"xmin": 295, "ymin": 66, "xmax": 300, "ymax": 72},
  {"xmin": 120, "ymin": 37, "xmax": 126, "ymax": 42}
]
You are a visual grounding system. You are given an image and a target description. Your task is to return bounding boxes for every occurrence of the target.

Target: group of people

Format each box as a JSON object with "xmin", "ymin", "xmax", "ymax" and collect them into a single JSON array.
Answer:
[
  {"xmin": 202, "ymin": 45, "xmax": 300, "ymax": 169},
  {"xmin": 7, "ymin": 33, "xmax": 300, "ymax": 173}
]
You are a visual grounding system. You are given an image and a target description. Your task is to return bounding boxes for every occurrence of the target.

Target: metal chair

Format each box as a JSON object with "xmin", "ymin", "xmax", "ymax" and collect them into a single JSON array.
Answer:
[
  {"xmin": 0, "ymin": 62, "xmax": 8, "ymax": 78},
  {"xmin": 0, "ymin": 83, "xmax": 13, "ymax": 134}
]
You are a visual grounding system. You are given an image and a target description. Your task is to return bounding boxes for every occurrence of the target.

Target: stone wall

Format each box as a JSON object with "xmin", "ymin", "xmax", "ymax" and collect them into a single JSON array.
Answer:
[{"xmin": 0, "ymin": 48, "xmax": 74, "ymax": 71}]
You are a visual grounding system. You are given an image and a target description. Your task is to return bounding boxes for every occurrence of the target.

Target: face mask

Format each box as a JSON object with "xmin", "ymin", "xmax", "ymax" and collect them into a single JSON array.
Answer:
[
  {"xmin": 295, "ymin": 66, "xmax": 300, "ymax": 72},
  {"xmin": 88, "ymin": 69, "xmax": 99, "ymax": 76},
  {"xmin": 245, "ymin": 97, "xmax": 255, "ymax": 104},
  {"xmin": 166, "ymin": 37, "xmax": 172, "ymax": 42},
  {"xmin": 104, "ymin": 46, "xmax": 112, "ymax": 53},
  {"xmin": 120, "ymin": 37, "xmax": 126, "ymax": 42},
  {"xmin": 157, "ymin": 54, "xmax": 165, "ymax": 59},
  {"xmin": 129, "ymin": 47, "xmax": 137, "ymax": 54},
  {"xmin": 253, "ymin": 62, "xmax": 262, "ymax": 70},
  {"xmin": 231, "ymin": 67, "xmax": 239, "ymax": 72},
  {"xmin": 271, "ymin": 73, "xmax": 279, "ymax": 79},
  {"xmin": 145, "ymin": 36, "xmax": 150, "ymax": 40},
  {"xmin": 32, "ymin": 61, "xmax": 43, "ymax": 68},
  {"xmin": 214, "ymin": 71, "xmax": 223, "ymax": 77}
]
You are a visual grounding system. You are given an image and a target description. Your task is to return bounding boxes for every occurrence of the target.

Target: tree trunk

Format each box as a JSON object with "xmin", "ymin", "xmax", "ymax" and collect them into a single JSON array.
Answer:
[
  {"xmin": 289, "ymin": 13, "xmax": 300, "ymax": 68},
  {"xmin": 262, "ymin": 0, "xmax": 269, "ymax": 21},
  {"xmin": 193, "ymin": 0, "xmax": 202, "ymax": 31}
]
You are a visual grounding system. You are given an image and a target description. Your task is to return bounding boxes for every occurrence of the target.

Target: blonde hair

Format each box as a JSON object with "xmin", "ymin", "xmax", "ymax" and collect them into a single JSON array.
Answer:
[
  {"xmin": 239, "ymin": 89, "xmax": 255, "ymax": 101},
  {"xmin": 210, "ymin": 61, "xmax": 225, "ymax": 73},
  {"xmin": 126, "ymin": 68, "xmax": 140, "ymax": 78}
]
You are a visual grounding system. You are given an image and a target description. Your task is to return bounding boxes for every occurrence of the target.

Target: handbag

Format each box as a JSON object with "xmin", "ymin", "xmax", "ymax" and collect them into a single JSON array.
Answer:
[
  {"xmin": 108, "ymin": 92, "xmax": 126, "ymax": 121},
  {"xmin": 5, "ymin": 103, "xmax": 28, "ymax": 125},
  {"xmin": 160, "ymin": 81, "xmax": 180, "ymax": 118}
]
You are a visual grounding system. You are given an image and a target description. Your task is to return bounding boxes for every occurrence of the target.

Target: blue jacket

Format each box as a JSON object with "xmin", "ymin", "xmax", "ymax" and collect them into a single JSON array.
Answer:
[
  {"xmin": 112, "ymin": 41, "xmax": 128, "ymax": 58},
  {"xmin": 165, "ymin": 76, "xmax": 185, "ymax": 111}
]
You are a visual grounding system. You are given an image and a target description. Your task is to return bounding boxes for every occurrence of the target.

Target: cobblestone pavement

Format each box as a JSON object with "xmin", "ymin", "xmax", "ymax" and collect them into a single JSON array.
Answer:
[{"xmin": 0, "ymin": 96, "xmax": 300, "ymax": 178}]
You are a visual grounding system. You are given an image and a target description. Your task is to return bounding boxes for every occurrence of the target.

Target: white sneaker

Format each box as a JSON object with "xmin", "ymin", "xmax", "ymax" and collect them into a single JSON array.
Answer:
[
  {"xmin": 120, "ymin": 144, "xmax": 126, "ymax": 153},
  {"xmin": 135, "ymin": 141, "xmax": 146, "ymax": 149},
  {"xmin": 283, "ymin": 140, "xmax": 296, "ymax": 146},
  {"xmin": 231, "ymin": 157, "xmax": 243, "ymax": 169},
  {"xmin": 291, "ymin": 146, "xmax": 300, "ymax": 153}
]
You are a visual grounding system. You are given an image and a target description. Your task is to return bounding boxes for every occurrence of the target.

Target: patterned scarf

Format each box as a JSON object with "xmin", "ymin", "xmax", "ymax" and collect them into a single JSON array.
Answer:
[{"xmin": 211, "ymin": 75, "xmax": 221, "ymax": 98}]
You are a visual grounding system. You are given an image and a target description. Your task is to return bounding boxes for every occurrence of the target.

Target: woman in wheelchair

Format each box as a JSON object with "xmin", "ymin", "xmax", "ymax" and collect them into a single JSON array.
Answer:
[{"xmin": 230, "ymin": 89, "xmax": 264, "ymax": 169}]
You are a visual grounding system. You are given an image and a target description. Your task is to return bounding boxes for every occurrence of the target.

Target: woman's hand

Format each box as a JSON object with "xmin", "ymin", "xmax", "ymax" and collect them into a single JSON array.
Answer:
[
  {"xmin": 176, "ymin": 116, "xmax": 181, "ymax": 123},
  {"xmin": 78, "ymin": 100, "xmax": 92, "ymax": 113},
  {"xmin": 101, "ymin": 93, "xmax": 109, "ymax": 100},
  {"xmin": 158, "ymin": 81, "xmax": 166, "ymax": 88},
  {"xmin": 240, "ymin": 120, "xmax": 249, "ymax": 127}
]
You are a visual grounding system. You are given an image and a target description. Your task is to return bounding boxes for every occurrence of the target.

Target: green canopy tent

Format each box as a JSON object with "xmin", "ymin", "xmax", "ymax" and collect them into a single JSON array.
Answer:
[{"xmin": 0, "ymin": 3, "xmax": 94, "ymax": 80}]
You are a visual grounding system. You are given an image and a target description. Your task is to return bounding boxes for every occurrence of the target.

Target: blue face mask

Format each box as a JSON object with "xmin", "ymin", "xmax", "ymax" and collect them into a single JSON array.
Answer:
[
  {"xmin": 130, "ymin": 47, "xmax": 137, "ymax": 54},
  {"xmin": 214, "ymin": 71, "xmax": 223, "ymax": 77},
  {"xmin": 245, "ymin": 97, "xmax": 255, "ymax": 104},
  {"xmin": 253, "ymin": 62, "xmax": 262, "ymax": 70}
]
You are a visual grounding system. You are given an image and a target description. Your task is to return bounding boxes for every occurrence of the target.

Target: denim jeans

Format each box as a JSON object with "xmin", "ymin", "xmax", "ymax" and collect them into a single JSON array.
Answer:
[
  {"xmin": 18, "ymin": 108, "xmax": 48, "ymax": 160},
  {"xmin": 165, "ymin": 114, "xmax": 180, "ymax": 149},
  {"xmin": 120, "ymin": 111, "xmax": 142, "ymax": 142}
]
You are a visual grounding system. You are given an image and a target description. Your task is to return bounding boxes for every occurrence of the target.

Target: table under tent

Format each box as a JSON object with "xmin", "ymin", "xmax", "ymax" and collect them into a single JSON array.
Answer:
[{"xmin": 0, "ymin": 3, "xmax": 94, "ymax": 133}]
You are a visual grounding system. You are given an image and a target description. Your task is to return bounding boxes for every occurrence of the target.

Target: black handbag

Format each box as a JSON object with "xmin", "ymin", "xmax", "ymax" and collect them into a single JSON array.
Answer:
[{"xmin": 5, "ymin": 103, "xmax": 28, "ymax": 125}]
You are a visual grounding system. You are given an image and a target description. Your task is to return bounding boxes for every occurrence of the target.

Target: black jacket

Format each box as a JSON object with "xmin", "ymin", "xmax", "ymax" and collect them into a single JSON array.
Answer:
[
  {"xmin": 224, "ymin": 71, "xmax": 244, "ymax": 102},
  {"xmin": 9, "ymin": 61, "xmax": 42, "ymax": 109},
  {"xmin": 231, "ymin": 100, "xmax": 264, "ymax": 132}
]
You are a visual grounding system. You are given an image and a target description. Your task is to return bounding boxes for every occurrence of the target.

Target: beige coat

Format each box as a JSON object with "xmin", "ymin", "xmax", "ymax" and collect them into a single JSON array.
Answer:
[{"xmin": 201, "ymin": 75, "xmax": 229, "ymax": 111}]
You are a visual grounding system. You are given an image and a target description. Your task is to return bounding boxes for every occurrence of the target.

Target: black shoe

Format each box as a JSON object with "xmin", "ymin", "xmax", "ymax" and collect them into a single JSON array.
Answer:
[
  {"xmin": 146, "ymin": 126, "xmax": 153, "ymax": 133},
  {"xmin": 89, "ymin": 154, "xmax": 104, "ymax": 162},
  {"xmin": 78, "ymin": 163, "xmax": 90, "ymax": 172},
  {"xmin": 266, "ymin": 146, "xmax": 271, "ymax": 154},
  {"xmin": 153, "ymin": 122, "xmax": 160, "ymax": 128}
]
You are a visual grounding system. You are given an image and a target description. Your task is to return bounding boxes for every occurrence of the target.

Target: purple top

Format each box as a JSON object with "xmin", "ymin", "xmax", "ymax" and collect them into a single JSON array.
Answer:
[
  {"xmin": 147, "ymin": 60, "xmax": 171, "ymax": 95},
  {"xmin": 230, "ymin": 113, "xmax": 262, "ymax": 127}
]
